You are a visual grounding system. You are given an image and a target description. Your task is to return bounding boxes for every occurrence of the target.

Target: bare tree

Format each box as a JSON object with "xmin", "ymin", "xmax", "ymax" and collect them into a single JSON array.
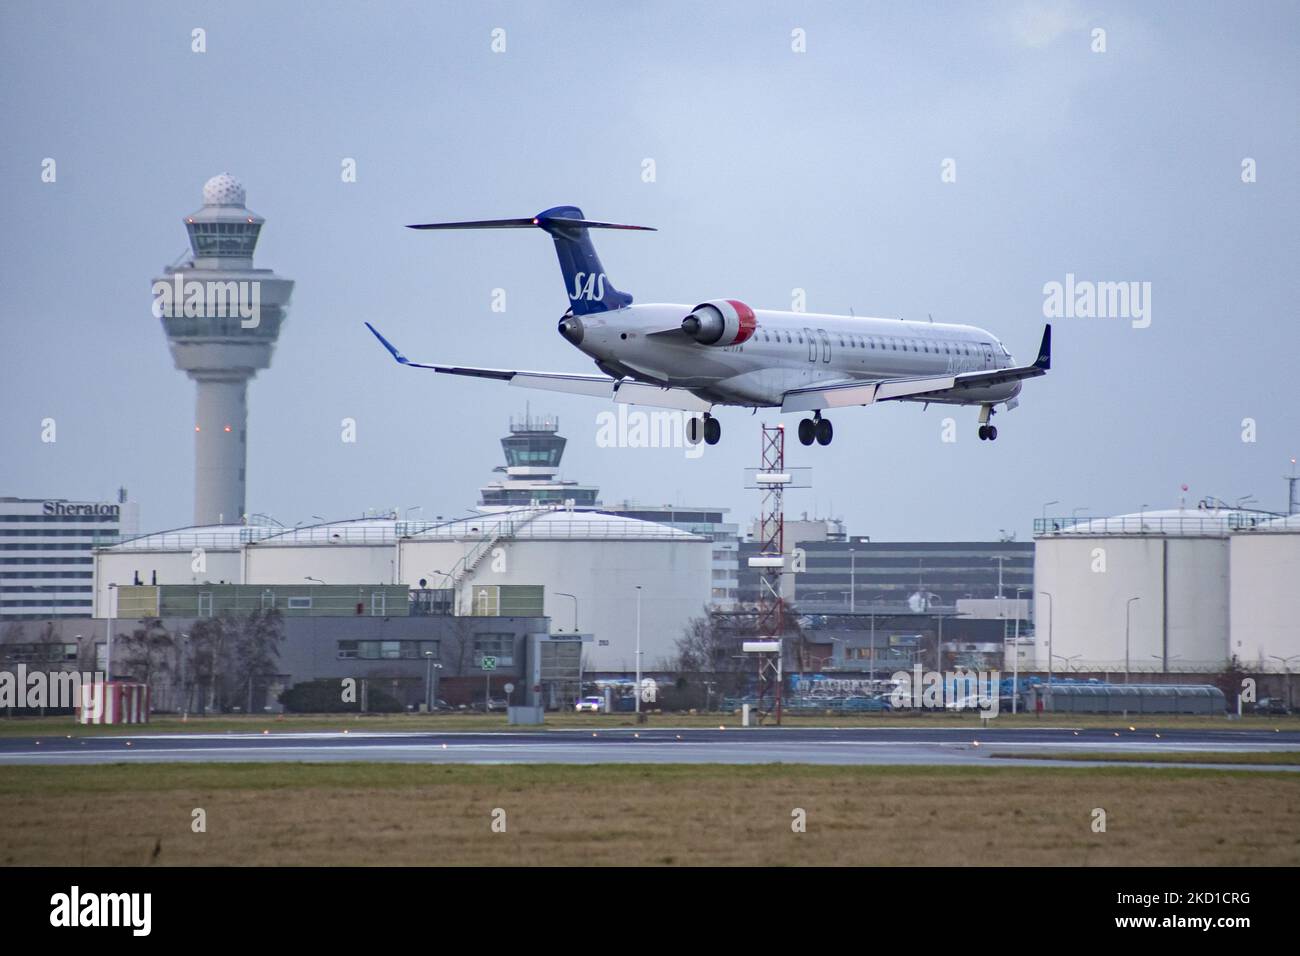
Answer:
[
  {"xmin": 229, "ymin": 608, "xmax": 285, "ymax": 713},
  {"xmin": 186, "ymin": 609, "xmax": 284, "ymax": 714},
  {"xmin": 1, "ymin": 624, "xmax": 27, "ymax": 717},
  {"xmin": 439, "ymin": 615, "xmax": 479, "ymax": 677},
  {"xmin": 675, "ymin": 608, "xmax": 740, "ymax": 674},
  {"xmin": 119, "ymin": 618, "xmax": 176, "ymax": 704}
]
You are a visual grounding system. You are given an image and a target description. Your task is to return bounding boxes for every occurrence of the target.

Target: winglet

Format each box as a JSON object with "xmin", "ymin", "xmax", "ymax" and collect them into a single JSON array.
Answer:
[
  {"xmin": 365, "ymin": 322, "xmax": 409, "ymax": 365},
  {"xmin": 1034, "ymin": 324, "xmax": 1051, "ymax": 370}
]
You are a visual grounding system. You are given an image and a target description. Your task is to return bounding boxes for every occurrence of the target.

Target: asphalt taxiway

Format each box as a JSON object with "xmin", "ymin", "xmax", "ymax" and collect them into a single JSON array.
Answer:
[{"xmin": 0, "ymin": 726, "xmax": 1296, "ymax": 770}]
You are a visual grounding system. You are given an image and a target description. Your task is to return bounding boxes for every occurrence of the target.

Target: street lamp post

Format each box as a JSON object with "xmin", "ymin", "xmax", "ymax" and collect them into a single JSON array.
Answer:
[
  {"xmin": 634, "ymin": 586, "xmax": 642, "ymax": 715},
  {"xmin": 305, "ymin": 576, "xmax": 326, "ymax": 585},
  {"xmin": 1012, "ymin": 586, "xmax": 1026, "ymax": 714},
  {"xmin": 1125, "ymin": 596, "xmax": 1140, "ymax": 683},
  {"xmin": 554, "ymin": 592, "xmax": 579, "ymax": 633},
  {"xmin": 1038, "ymin": 590, "xmax": 1053, "ymax": 710},
  {"xmin": 1041, "ymin": 500, "xmax": 1060, "ymax": 531},
  {"xmin": 104, "ymin": 583, "xmax": 117, "ymax": 683},
  {"xmin": 424, "ymin": 651, "xmax": 442, "ymax": 711},
  {"xmin": 178, "ymin": 632, "xmax": 189, "ymax": 717},
  {"xmin": 869, "ymin": 613, "xmax": 875, "ymax": 681},
  {"xmin": 556, "ymin": 590, "xmax": 581, "ymax": 706},
  {"xmin": 849, "ymin": 548, "xmax": 855, "ymax": 614}
]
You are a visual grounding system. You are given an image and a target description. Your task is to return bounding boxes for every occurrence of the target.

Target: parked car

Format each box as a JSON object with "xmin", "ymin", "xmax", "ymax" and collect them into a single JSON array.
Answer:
[
  {"xmin": 574, "ymin": 696, "xmax": 604, "ymax": 713},
  {"xmin": 1257, "ymin": 697, "xmax": 1291, "ymax": 716}
]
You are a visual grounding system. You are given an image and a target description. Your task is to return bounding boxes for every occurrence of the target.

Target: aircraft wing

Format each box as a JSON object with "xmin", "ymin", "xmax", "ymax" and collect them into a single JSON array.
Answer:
[
  {"xmin": 781, "ymin": 325, "xmax": 1050, "ymax": 413},
  {"xmin": 780, "ymin": 375, "xmax": 956, "ymax": 413},
  {"xmin": 365, "ymin": 323, "xmax": 712, "ymax": 410}
]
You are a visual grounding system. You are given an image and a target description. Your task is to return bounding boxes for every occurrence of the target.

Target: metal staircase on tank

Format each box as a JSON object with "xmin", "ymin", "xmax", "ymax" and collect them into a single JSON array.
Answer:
[{"xmin": 447, "ymin": 507, "xmax": 552, "ymax": 593}]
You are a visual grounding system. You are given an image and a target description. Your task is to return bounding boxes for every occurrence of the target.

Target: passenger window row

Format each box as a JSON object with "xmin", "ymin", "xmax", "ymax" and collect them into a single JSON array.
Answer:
[{"xmin": 754, "ymin": 328, "xmax": 983, "ymax": 356}]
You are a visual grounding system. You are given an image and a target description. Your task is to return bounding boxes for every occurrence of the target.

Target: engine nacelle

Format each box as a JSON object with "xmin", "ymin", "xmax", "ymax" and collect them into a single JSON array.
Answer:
[{"xmin": 680, "ymin": 299, "xmax": 756, "ymax": 346}]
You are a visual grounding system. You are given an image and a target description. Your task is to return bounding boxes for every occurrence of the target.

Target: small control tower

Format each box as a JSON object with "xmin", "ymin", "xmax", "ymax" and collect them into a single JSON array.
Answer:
[
  {"xmin": 478, "ymin": 412, "xmax": 600, "ymax": 509},
  {"xmin": 152, "ymin": 174, "xmax": 294, "ymax": 526}
]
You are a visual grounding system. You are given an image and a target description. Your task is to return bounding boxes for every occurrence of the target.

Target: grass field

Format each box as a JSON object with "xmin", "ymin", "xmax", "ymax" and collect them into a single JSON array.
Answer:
[
  {"xmin": 0, "ymin": 762, "xmax": 1296, "ymax": 866},
  {"xmin": 2, "ymin": 710, "xmax": 1295, "ymax": 738},
  {"xmin": 992, "ymin": 750, "xmax": 1300, "ymax": 766}
]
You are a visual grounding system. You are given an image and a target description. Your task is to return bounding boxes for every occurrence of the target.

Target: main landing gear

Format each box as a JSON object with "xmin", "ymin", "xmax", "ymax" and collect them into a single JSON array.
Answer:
[
  {"xmin": 687, "ymin": 412, "xmax": 722, "ymax": 446},
  {"xmin": 977, "ymin": 404, "xmax": 998, "ymax": 441},
  {"xmin": 797, "ymin": 412, "xmax": 833, "ymax": 446}
]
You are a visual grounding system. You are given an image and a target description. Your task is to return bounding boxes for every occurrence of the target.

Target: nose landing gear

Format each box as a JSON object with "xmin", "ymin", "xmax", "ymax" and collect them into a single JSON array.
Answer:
[{"xmin": 977, "ymin": 404, "xmax": 998, "ymax": 441}]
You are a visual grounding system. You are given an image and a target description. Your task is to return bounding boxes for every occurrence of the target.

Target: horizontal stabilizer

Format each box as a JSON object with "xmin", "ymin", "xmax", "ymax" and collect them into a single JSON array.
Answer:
[{"xmin": 408, "ymin": 216, "xmax": 655, "ymax": 232}]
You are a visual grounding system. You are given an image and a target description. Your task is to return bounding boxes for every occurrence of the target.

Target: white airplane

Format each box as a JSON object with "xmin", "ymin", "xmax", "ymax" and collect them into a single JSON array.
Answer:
[{"xmin": 367, "ymin": 205, "xmax": 1050, "ymax": 447}]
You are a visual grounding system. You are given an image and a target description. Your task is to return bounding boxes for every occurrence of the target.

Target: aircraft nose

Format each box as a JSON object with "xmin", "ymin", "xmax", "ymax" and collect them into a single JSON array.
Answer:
[{"xmin": 558, "ymin": 315, "xmax": 584, "ymax": 345}]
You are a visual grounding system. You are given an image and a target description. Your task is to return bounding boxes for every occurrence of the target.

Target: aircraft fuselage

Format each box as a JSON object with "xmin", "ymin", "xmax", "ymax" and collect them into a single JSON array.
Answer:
[{"xmin": 566, "ymin": 303, "xmax": 1023, "ymax": 408}]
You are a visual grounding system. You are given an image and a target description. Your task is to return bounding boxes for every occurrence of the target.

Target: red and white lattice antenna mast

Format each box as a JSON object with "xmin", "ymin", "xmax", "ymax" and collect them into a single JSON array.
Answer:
[
  {"xmin": 755, "ymin": 424, "xmax": 786, "ymax": 640},
  {"xmin": 744, "ymin": 425, "xmax": 811, "ymax": 724}
]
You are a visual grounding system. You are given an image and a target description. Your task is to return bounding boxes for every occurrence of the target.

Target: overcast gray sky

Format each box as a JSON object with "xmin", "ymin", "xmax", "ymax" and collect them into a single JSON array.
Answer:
[{"xmin": 3, "ymin": 0, "xmax": 1297, "ymax": 539}]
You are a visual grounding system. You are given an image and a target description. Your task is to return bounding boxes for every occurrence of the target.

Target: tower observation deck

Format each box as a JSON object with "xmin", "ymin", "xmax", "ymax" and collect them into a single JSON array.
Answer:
[
  {"xmin": 152, "ymin": 174, "xmax": 294, "ymax": 526},
  {"xmin": 478, "ymin": 413, "xmax": 600, "ymax": 509}
]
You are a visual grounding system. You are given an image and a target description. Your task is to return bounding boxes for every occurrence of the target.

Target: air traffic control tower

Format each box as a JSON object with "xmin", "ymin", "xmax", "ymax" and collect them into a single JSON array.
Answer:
[{"xmin": 152, "ymin": 174, "xmax": 294, "ymax": 526}]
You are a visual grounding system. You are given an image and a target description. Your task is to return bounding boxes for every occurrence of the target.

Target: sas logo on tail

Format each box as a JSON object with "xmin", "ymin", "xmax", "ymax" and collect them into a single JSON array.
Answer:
[{"xmin": 570, "ymin": 272, "xmax": 607, "ymax": 301}]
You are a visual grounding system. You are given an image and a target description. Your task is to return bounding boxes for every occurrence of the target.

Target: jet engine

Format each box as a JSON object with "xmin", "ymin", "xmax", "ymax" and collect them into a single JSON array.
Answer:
[{"xmin": 680, "ymin": 299, "xmax": 756, "ymax": 346}]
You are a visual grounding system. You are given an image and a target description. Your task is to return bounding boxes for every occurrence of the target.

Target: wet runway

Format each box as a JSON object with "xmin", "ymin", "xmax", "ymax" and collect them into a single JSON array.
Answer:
[{"xmin": 1, "ymin": 726, "xmax": 1297, "ymax": 770}]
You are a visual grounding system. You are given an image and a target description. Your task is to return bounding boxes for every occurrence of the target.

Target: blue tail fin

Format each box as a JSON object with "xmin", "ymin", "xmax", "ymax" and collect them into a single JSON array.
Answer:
[{"xmin": 407, "ymin": 205, "xmax": 654, "ymax": 316}]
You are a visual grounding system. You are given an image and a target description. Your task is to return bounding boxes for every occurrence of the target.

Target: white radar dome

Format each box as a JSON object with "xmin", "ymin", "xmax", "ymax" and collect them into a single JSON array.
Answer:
[{"xmin": 202, "ymin": 173, "xmax": 246, "ymax": 207}]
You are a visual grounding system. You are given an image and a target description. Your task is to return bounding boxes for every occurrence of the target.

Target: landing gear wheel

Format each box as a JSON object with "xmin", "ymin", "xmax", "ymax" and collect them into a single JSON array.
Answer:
[
  {"xmin": 815, "ymin": 418, "xmax": 833, "ymax": 446},
  {"xmin": 687, "ymin": 416, "xmax": 703, "ymax": 444},
  {"xmin": 703, "ymin": 415, "xmax": 721, "ymax": 445},
  {"xmin": 987, "ymin": 425, "xmax": 997, "ymax": 441},
  {"xmin": 798, "ymin": 418, "xmax": 816, "ymax": 446},
  {"xmin": 978, "ymin": 425, "xmax": 989, "ymax": 441}
]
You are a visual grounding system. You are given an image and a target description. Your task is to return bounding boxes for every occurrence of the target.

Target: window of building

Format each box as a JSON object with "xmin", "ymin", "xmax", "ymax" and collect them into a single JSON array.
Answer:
[
  {"xmin": 0, "ymin": 643, "xmax": 78, "ymax": 663},
  {"xmin": 474, "ymin": 634, "xmax": 514, "ymax": 666},
  {"xmin": 287, "ymin": 596, "xmax": 312, "ymax": 610},
  {"xmin": 342, "ymin": 639, "xmax": 437, "ymax": 660}
]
